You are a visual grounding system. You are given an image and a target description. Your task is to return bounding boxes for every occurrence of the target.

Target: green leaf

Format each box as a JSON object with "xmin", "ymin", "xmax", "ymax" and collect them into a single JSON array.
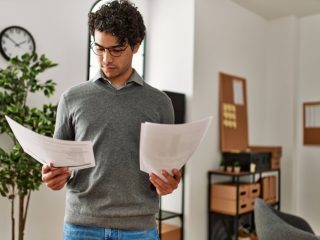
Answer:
[{"xmin": 0, "ymin": 52, "xmax": 58, "ymax": 215}]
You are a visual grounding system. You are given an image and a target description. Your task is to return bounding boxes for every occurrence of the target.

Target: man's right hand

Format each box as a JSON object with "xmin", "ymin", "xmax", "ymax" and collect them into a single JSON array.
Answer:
[{"xmin": 41, "ymin": 163, "xmax": 71, "ymax": 191}]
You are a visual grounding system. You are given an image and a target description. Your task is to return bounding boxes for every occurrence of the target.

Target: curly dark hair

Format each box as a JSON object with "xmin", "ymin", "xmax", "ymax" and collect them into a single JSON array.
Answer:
[{"xmin": 88, "ymin": 0, "xmax": 146, "ymax": 48}]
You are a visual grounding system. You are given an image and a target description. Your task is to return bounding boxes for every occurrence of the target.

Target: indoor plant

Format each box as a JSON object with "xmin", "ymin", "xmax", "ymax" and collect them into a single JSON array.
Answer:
[
  {"xmin": 0, "ymin": 53, "xmax": 57, "ymax": 240},
  {"xmin": 219, "ymin": 158, "xmax": 225, "ymax": 171},
  {"xmin": 233, "ymin": 161, "xmax": 241, "ymax": 173}
]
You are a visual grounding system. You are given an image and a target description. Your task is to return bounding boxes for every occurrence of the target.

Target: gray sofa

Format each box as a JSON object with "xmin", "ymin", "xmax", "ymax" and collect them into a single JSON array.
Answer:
[{"xmin": 254, "ymin": 198, "xmax": 319, "ymax": 240}]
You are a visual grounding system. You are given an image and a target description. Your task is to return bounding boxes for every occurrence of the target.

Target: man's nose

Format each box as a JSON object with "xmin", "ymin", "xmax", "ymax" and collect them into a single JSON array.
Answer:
[{"xmin": 103, "ymin": 49, "xmax": 114, "ymax": 62}]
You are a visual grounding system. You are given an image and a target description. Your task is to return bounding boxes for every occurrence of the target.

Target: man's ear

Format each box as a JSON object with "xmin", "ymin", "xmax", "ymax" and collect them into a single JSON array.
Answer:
[{"xmin": 132, "ymin": 43, "xmax": 141, "ymax": 54}]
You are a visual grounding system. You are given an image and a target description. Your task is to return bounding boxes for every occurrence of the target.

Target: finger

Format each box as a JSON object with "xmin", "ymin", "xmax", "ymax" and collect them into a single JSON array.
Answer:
[
  {"xmin": 49, "ymin": 174, "xmax": 70, "ymax": 190},
  {"xmin": 149, "ymin": 177, "xmax": 170, "ymax": 195},
  {"xmin": 51, "ymin": 184, "xmax": 64, "ymax": 191},
  {"xmin": 149, "ymin": 173, "xmax": 173, "ymax": 193},
  {"xmin": 42, "ymin": 164, "xmax": 51, "ymax": 174},
  {"xmin": 42, "ymin": 162, "xmax": 56, "ymax": 174},
  {"xmin": 50, "ymin": 180, "xmax": 66, "ymax": 191},
  {"xmin": 45, "ymin": 175, "xmax": 68, "ymax": 189},
  {"xmin": 44, "ymin": 167, "xmax": 69, "ymax": 180},
  {"xmin": 172, "ymin": 169, "xmax": 182, "ymax": 182},
  {"xmin": 159, "ymin": 170, "xmax": 179, "ymax": 191},
  {"xmin": 46, "ymin": 172, "xmax": 71, "ymax": 189},
  {"xmin": 42, "ymin": 167, "xmax": 69, "ymax": 183},
  {"xmin": 161, "ymin": 170, "xmax": 178, "ymax": 186},
  {"xmin": 51, "ymin": 182, "xmax": 65, "ymax": 191}
]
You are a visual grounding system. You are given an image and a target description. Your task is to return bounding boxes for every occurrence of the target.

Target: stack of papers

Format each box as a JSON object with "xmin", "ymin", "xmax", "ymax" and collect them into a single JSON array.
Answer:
[
  {"xmin": 6, "ymin": 115, "xmax": 212, "ymax": 175},
  {"xmin": 139, "ymin": 117, "xmax": 212, "ymax": 178},
  {"xmin": 5, "ymin": 116, "xmax": 95, "ymax": 170}
]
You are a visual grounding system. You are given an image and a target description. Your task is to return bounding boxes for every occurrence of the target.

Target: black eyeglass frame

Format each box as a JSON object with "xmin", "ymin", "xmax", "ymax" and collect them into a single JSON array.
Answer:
[{"xmin": 90, "ymin": 42, "xmax": 129, "ymax": 57}]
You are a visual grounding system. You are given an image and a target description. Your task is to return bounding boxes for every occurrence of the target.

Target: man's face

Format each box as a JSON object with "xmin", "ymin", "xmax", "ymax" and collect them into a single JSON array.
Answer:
[{"xmin": 93, "ymin": 30, "xmax": 139, "ymax": 83}]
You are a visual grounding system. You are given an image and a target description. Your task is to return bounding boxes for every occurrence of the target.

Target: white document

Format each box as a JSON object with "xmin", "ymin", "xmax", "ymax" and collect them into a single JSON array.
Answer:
[
  {"xmin": 305, "ymin": 105, "xmax": 320, "ymax": 128},
  {"xmin": 139, "ymin": 116, "xmax": 212, "ymax": 179},
  {"xmin": 5, "ymin": 116, "xmax": 95, "ymax": 170},
  {"xmin": 233, "ymin": 79, "xmax": 244, "ymax": 105}
]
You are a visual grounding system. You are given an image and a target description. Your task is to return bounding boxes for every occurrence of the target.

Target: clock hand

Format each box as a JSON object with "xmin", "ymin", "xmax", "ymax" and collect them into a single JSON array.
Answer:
[
  {"xmin": 4, "ymin": 34, "xmax": 19, "ymax": 46},
  {"xmin": 16, "ymin": 40, "xmax": 26, "ymax": 46}
]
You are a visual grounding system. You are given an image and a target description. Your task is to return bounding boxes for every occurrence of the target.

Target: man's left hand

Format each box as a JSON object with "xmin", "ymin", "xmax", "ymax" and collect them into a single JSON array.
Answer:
[{"xmin": 149, "ymin": 169, "xmax": 182, "ymax": 196}]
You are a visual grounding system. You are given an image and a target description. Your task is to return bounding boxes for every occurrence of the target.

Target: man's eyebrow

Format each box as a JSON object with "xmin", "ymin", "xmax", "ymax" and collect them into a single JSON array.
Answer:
[{"xmin": 94, "ymin": 42, "xmax": 124, "ymax": 49}]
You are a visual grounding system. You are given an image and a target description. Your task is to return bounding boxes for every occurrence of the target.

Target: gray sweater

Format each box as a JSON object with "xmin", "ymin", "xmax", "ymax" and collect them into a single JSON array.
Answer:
[{"xmin": 54, "ymin": 70, "xmax": 174, "ymax": 229}]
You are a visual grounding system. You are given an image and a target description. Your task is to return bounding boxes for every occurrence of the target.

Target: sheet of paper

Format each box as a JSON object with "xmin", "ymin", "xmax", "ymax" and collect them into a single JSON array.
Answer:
[
  {"xmin": 305, "ymin": 105, "xmax": 320, "ymax": 128},
  {"xmin": 233, "ymin": 79, "xmax": 244, "ymax": 105},
  {"xmin": 139, "ymin": 116, "xmax": 212, "ymax": 179},
  {"xmin": 5, "ymin": 116, "xmax": 95, "ymax": 170}
]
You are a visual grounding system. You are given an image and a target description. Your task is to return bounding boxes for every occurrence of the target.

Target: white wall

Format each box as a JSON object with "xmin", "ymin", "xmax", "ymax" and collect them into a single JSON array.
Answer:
[
  {"xmin": 261, "ymin": 12, "xmax": 320, "ymax": 234},
  {"xmin": 145, "ymin": 0, "xmax": 194, "ymax": 97},
  {"xmin": 265, "ymin": 16, "xmax": 299, "ymax": 212},
  {"xmin": 296, "ymin": 14, "xmax": 320, "ymax": 234},
  {"xmin": 188, "ymin": 0, "xmax": 268, "ymax": 239}
]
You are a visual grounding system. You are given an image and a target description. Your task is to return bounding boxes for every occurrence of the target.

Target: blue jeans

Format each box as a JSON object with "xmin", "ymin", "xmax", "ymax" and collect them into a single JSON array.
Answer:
[{"xmin": 64, "ymin": 223, "xmax": 159, "ymax": 240}]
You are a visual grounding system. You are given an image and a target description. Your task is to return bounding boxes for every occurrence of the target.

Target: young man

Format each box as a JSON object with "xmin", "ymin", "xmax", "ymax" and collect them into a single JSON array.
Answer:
[{"xmin": 41, "ymin": 1, "xmax": 181, "ymax": 239}]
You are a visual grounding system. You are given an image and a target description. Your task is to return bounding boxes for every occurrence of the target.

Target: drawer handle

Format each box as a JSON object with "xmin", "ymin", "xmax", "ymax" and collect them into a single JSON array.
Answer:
[{"xmin": 240, "ymin": 204, "xmax": 247, "ymax": 209}]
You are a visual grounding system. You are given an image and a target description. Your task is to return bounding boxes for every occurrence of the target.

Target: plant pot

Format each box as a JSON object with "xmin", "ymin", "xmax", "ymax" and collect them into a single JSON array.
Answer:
[
  {"xmin": 219, "ymin": 166, "xmax": 225, "ymax": 171},
  {"xmin": 226, "ymin": 166, "xmax": 233, "ymax": 172},
  {"xmin": 234, "ymin": 166, "xmax": 240, "ymax": 173}
]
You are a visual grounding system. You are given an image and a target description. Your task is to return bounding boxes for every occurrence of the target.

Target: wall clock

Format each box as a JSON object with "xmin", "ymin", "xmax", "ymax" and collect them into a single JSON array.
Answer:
[{"xmin": 0, "ymin": 26, "xmax": 36, "ymax": 60}]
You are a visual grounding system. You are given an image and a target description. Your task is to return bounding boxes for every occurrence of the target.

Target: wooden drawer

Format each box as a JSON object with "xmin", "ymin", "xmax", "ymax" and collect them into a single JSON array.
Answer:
[
  {"xmin": 262, "ymin": 176, "xmax": 277, "ymax": 202},
  {"xmin": 211, "ymin": 197, "xmax": 252, "ymax": 215},
  {"xmin": 211, "ymin": 183, "xmax": 249, "ymax": 201},
  {"xmin": 248, "ymin": 183, "xmax": 260, "ymax": 198}
]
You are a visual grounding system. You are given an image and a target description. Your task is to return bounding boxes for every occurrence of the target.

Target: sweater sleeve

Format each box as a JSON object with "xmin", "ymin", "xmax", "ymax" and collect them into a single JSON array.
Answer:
[
  {"xmin": 53, "ymin": 93, "xmax": 75, "ymax": 141},
  {"xmin": 161, "ymin": 95, "xmax": 175, "ymax": 124}
]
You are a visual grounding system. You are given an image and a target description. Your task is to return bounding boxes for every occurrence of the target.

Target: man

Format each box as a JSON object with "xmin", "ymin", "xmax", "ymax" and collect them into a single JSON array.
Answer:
[{"xmin": 41, "ymin": 1, "xmax": 181, "ymax": 239}]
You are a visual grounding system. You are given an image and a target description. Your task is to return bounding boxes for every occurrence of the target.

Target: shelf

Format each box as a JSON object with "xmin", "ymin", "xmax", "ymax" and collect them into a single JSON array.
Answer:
[
  {"xmin": 156, "ymin": 210, "xmax": 183, "ymax": 221},
  {"xmin": 209, "ymin": 169, "xmax": 253, "ymax": 176},
  {"xmin": 210, "ymin": 209, "xmax": 254, "ymax": 216},
  {"xmin": 208, "ymin": 169, "xmax": 281, "ymax": 240},
  {"xmin": 208, "ymin": 168, "xmax": 280, "ymax": 176},
  {"xmin": 209, "ymin": 200, "xmax": 279, "ymax": 216}
]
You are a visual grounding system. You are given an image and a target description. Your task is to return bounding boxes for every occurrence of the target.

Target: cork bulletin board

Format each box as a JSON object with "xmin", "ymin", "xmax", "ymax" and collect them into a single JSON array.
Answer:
[
  {"xmin": 219, "ymin": 72, "xmax": 248, "ymax": 152},
  {"xmin": 303, "ymin": 102, "xmax": 320, "ymax": 145}
]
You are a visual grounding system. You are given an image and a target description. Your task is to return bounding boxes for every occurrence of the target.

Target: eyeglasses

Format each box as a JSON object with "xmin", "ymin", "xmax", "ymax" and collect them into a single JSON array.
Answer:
[{"xmin": 90, "ymin": 42, "xmax": 128, "ymax": 57}]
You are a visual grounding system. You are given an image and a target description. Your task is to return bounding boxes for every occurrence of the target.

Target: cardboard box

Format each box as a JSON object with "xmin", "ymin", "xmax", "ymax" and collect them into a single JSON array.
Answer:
[
  {"xmin": 269, "ymin": 175, "xmax": 277, "ymax": 203},
  {"xmin": 211, "ymin": 197, "xmax": 252, "ymax": 215},
  {"xmin": 211, "ymin": 183, "xmax": 249, "ymax": 201},
  {"xmin": 158, "ymin": 223, "xmax": 181, "ymax": 240},
  {"xmin": 249, "ymin": 198, "xmax": 255, "ymax": 212},
  {"xmin": 211, "ymin": 183, "xmax": 260, "ymax": 215},
  {"xmin": 262, "ymin": 176, "xmax": 277, "ymax": 203},
  {"xmin": 248, "ymin": 183, "xmax": 260, "ymax": 198}
]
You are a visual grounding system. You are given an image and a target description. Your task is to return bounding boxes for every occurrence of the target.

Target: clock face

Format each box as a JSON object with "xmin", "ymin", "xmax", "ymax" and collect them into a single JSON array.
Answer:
[{"xmin": 0, "ymin": 26, "xmax": 36, "ymax": 60}]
